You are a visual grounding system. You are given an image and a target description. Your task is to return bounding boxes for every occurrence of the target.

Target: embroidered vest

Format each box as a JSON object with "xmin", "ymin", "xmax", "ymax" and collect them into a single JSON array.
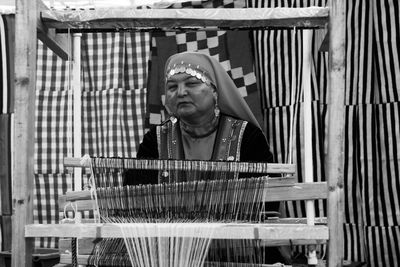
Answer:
[{"xmin": 157, "ymin": 115, "xmax": 247, "ymax": 183}]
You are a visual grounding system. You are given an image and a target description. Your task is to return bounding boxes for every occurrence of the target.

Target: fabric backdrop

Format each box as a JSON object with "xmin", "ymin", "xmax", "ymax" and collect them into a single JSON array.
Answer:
[
  {"xmin": 248, "ymin": 0, "xmax": 400, "ymax": 266},
  {"xmin": 34, "ymin": 31, "xmax": 150, "ymax": 247},
  {"xmin": 0, "ymin": 14, "xmax": 14, "ymax": 252},
  {"xmin": 0, "ymin": 0, "xmax": 398, "ymax": 265}
]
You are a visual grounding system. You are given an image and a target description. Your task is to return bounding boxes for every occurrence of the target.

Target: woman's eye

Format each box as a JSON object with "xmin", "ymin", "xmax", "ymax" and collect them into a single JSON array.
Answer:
[
  {"xmin": 186, "ymin": 81, "xmax": 200, "ymax": 87},
  {"xmin": 167, "ymin": 85, "xmax": 177, "ymax": 91}
]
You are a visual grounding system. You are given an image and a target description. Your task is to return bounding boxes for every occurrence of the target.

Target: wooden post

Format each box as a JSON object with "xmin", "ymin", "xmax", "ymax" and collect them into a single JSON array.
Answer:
[
  {"xmin": 327, "ymin": 0, "xmax": 346, "ymax": 266},
  {"xmin": 302, "ymin": 29, "xmax": 318, "ymax": 265},
  {"xmin": 12, "ymin": 0, "xmax": 37, "ymax": 266}
]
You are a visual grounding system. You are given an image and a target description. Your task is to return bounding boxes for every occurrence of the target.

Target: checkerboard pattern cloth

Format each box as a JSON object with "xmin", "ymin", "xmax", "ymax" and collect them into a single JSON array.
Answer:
[
  {"xmin": 34, "ymin": 173, "xmax": 72, "ymax": 248},
  {"xmin": 34, "ymin": 32, "xmax": 150, "ymax": 247},
  {"xmin": 170, "ymin": 0, "xmax": 246, "ymax": 8}
]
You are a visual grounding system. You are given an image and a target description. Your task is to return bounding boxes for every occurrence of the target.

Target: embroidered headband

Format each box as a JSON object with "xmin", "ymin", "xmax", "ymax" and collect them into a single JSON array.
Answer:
[{"xmin": 166, "ymin": 61, "xmax": 215, "ymax": 87}]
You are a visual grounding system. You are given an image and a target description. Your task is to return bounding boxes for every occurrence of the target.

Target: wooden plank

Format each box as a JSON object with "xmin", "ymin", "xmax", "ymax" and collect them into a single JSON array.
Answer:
[
  {"xmin": 327, "ymin": 0, "xmax": 346, "ymax": 266},
  {"xmin": 59, "ymin": 254, "xmax": 294, "ymax": 267},
  {"xmin": 60, "ymin": 254, "xmax": 295, "ymax": 266},
  {"xmin": 41, "ymin": 7, "xmax": 329, "ymax": 31},
  {"xmin": 57, "ymin": 182, "xmax": 327, "ymax": 212},
  {"xmin": 25, "ymin": 223, "xmax": 329, "ymax": 240},
  {"xmin": 36, "ymin": 0, "xmax": 70, "ymax": 60},
  {"xmin": 12, "ymin": 0, "xmax": 37, "ymax": 266}
]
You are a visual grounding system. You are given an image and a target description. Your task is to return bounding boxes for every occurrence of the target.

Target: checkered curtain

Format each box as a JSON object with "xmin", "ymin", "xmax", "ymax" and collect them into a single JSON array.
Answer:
[
  {"xmin": 248, "ymin": 0, "xmax": 400, "ymax": 265},
  {"xmin": 34, "ymin": 32, "xmax": 150, "ymax": 247}
]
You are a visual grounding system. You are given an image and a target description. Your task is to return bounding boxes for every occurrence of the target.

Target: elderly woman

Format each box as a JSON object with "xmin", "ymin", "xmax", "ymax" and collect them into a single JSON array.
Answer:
[
  {"xmin": 125, "ymin": 52, "xmax": 274, "ymax": 185},
  {"xmin": 124, "ymin": 51, "xmax": 286, "ymax": 264}
]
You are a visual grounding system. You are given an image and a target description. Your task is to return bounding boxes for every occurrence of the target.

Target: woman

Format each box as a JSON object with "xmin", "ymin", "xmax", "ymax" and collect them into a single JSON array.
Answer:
[
  {"xmin": 124, "ymin": 51, "xmax": 286, "ymax": 264},
  {"xmin": 125, "ymin": 52, "xmax": 274, "ymax": 185}
]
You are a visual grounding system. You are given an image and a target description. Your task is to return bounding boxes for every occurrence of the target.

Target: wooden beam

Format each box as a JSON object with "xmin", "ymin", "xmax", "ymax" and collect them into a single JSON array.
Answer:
[
  {"xmin": 59, "ymin": 254, "xmax": 294, "ymax": 267},
  {"xmin": 63, "ymin": 157, "xmax": 297, "ymax": 174},
  {"xmin": 37, "ymin": 0, "xmax": 70, "ymax": 60},
  {"xmin": 12, "ymin": 0, "xmax": 37, "ymax": 266},
  {"xmin": 327, "ymin": 0, "xmax": 346, "ymax": 266},
  {"xmin": 41, "ymin": 7, "xmax": 329, "ymax": 31},
  {"xmin": 59, "ymin": 254, "xmax": 295, "ymax": 266},
  {"xmin": 57, "ymin": 181, "xmax": 327, "ymax": 213},
  {"xmin": 25, "ymin": 223, "xmax": 329, "ymax": 240}
]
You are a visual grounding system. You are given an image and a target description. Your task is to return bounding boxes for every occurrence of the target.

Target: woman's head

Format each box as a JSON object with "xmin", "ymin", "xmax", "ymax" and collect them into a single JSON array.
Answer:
[
  {"xmin": 165, "ymin": 69, "xmax": 217, "ymax": 125},
  {"xmin": 164, "ymin": 52, "xmax": 260, "ymax": 128}
]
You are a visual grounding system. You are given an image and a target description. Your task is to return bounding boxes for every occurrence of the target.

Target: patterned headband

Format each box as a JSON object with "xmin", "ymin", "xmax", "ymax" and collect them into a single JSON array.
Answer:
[{"xmin": 166, "ymin": 61, "xmax": 215, "ymax": 87}]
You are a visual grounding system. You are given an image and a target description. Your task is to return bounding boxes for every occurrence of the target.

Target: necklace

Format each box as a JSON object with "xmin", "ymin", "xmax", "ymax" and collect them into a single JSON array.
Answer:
[{"xmin": 180, "ymin": 115, "xmax": 219, "ymax": 138}]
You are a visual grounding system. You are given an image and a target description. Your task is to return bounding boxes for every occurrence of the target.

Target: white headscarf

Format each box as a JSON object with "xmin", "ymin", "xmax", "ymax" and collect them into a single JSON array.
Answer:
[{"xmin": 164, "ymin": 52, "xmax": 260, "ymax": 128}]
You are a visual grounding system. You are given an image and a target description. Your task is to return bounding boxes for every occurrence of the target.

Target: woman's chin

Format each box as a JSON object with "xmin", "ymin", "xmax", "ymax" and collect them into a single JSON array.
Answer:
[{"xmin": 177, "ymin": 108, "xmax": 196, "ymax": 118}]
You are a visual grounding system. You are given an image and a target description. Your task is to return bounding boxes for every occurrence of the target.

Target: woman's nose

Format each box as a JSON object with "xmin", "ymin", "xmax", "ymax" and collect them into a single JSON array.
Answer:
[{"xmin": 177, "ymin": 84, "xmax": 187, "ymax": 96}]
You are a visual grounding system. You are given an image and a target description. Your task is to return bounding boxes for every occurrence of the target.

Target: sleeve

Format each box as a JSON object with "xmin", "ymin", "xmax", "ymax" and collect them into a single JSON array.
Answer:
[
  {"xmin": 239, "ymin": 122, "xmax": 274, "ymax": 163},
  {"xmin": 123, "ymin": 127, "xmax": 159, "ymax": 185},
  {"xmin": 239, "ymin": 123, "xmax": 280, "ymax": 214}
]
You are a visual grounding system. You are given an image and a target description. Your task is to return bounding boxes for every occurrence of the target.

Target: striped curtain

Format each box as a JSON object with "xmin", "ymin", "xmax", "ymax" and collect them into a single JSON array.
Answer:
[
  {"xmin": 344, "ymin": 0, "xmax": 400, "ymax": 265},
  {"xmin": 0, "ymin": 14, "xmax": 14, "ymax": 252},
  {"xmin": 34, "ymin": 32, "xmax": 150, "ymax": 247},
  {"xmin": 248, "ymin": 0, "xmax": 400, "ymax": 265}
]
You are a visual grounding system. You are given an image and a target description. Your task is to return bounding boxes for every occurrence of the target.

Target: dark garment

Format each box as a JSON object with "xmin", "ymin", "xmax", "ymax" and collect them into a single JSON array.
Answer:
[{"xmin": 123, "ymin": 121, "xmax": 273, "ymax": 185}]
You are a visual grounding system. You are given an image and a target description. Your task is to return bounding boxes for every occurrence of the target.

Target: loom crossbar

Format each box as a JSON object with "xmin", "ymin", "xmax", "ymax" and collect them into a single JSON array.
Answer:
[
  {"xmin": 64, "ymin": 157, "xmax": 297, "ymax": 174},
  {"xmin": 25, "ymin": 223, "xmax": 329, "ymax": 240},
  {"xmin": 59, "ymin": 181, "xmax": 327, "ymax": 213}
]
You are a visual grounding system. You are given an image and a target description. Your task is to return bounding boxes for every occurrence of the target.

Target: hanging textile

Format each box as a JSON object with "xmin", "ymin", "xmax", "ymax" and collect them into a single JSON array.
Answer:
[
  {"xmin": 343, "ymin": 0, "xmax": 400, "ymax": 266},
  {"xmin": 81, "ymin": 32, "xmax": 149, "ymax": 158},
  {"xmin": 0, "ymin": 14, "xmax": 14, "ymax": 252},
  {"xmin": 0, "ymin": 14, "xmax": 14, "ymax": 114},
  {"xmin": 34, "ymin": 32, "xmax": 151, "ymax": 247},
  {"xmin": 248, "ymin": 0, "xmax": 400, "ymax": 265}
]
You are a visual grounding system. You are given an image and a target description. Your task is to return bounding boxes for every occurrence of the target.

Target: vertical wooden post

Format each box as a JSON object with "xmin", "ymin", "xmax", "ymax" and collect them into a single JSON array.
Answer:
[
  {"xmin": 12, "ymin": 0, "xmax": 37, "ymax": 266},
  {"xmin": 302, "ymin": 29, "xmax": 318, "ymax": 265},
  {"xmin": 327, "ymin": 0, "xmax": 346, "ymax": 266}
]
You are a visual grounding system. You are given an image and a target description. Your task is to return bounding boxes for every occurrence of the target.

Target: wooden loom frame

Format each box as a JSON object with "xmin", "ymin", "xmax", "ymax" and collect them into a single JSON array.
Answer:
[{"xmin": 12, "ymin": 1, "xmax": 345, "ymax": 266}]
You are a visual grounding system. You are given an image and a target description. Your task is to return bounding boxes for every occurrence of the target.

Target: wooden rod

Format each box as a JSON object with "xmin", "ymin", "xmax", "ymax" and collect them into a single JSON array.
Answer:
[
  {"xmin": 58, "ymin": 182, "xmax": 327, "ymax": 211},
  {"xmin": 25, "ymin": 223, "xmax": 329, "ymax": 240},
  {"xmin": 327, "ymin": 0, "xmax": 346, "ymax": 266},
  {"xmin": 12, "ymin": 0, "xmax": 37, "ymax": 266},
  {"xmin": 302, "ymin": 28, "xmax": 318, "ymax": 265},
  {"xmin": 63, "ymin": 157, "xmax": 297, "ymax": 174}
]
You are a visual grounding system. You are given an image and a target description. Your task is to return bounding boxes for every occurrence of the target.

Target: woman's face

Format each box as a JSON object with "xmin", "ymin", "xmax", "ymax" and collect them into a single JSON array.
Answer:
[{"xmin": 166, "ymin": 73, "xmax": 216, "ymax": 123}]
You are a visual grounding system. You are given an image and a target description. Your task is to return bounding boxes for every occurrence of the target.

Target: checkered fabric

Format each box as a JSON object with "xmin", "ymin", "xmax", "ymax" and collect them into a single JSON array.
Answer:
[
  {"xmin": 148, "ymin": 30, "xmax": 261, "ymax": 126},
  {"xmin": 34, "ymin": 173, "xmax": 72, "ymax": 248},
  {"xmin": 35, "ymin": 89, "xmax": 71, "ymax": 173},
  {"xmin": 81, "ymin": 32, "xmax": 150, "ymax": 92},
  {"xmin": 82, "ymin": 87, "xmax": 147, "ymax": 158},
  {"xmin": 34, "ymin": 32, "xmax": 150, "ymax": 248},
  {"xmin": 170, "ymin": 0, "xmax": 246, "ymax": 8}
]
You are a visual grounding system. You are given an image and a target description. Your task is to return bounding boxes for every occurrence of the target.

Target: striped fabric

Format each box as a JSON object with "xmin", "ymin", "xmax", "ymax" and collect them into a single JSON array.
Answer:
[
  {"xmin": 34, "ymin": 32, "xmax": 150, "ymax": 247},
  {"xmin": 248, "ymin": 0, "xmax": 400, "ymax": 265},
  {"xmin": 0, "ymin": 14, "xmax": 14, "ymax": 252}
]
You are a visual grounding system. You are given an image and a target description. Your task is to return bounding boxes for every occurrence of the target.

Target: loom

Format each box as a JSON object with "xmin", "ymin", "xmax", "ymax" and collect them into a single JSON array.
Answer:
[
  {"xmin": 14, "ymin": 1, "xmax": 347, "ymax": 266},
  {"xmin": 35, "ymin": 156, "xmax": 328, "ymax": 266}
]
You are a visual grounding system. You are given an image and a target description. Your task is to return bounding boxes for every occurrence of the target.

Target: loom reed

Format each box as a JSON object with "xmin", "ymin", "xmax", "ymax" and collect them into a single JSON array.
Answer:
[{"xmin": 85, "ymin": 158, "xmax": 281, "ymax": 266}]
